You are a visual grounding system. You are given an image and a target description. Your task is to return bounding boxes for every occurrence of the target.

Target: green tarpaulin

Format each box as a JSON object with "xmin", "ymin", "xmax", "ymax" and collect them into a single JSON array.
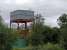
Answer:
[{"xmin": 12, "ymin": 38, "xmax": 27, "ymax": 48}]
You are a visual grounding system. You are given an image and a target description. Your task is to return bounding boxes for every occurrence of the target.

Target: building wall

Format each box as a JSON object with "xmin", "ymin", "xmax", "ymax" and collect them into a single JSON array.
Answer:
[{"xmin": 10, "ymin": 10, "xmax": 34, "ymax": 22}]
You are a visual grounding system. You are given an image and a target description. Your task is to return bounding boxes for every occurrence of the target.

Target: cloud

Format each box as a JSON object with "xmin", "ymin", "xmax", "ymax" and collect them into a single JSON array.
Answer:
[
  {"xmin": 0, "ymin": 0, "xmax": 67, "ymax": 27},
  {"xmin": 15, "ymin": 0, "xmax": 32, "ymax": 5}
]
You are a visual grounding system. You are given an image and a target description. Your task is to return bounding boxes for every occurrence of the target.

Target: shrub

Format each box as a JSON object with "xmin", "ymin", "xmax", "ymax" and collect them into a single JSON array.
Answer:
[{"xmin": 13, "ymin": 43, "xmax": 64, "ymax": 50}]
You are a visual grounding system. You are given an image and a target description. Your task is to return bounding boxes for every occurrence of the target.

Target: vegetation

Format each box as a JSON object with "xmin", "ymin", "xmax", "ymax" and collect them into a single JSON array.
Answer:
[
  {"xmin": 0, "ymin": 16, "xmax": 19, "ymax": 50},
  {"xmin": 1, "ymin": 13, "xmax": 67, "ymax": 50},
  {"xmin": 13, "ymin": 43, "xmax": 64, "ymax": 50},
  {"xmin": 31, "ymin": 22, "xmax": 61, "ymax": 46},
  {"xmin": 57, "ymin": 13, "xmax": 67, "ymax": 50},
  {"xmin": 29, "ymin": 13, "xmax": 67, "ymax": 50}
]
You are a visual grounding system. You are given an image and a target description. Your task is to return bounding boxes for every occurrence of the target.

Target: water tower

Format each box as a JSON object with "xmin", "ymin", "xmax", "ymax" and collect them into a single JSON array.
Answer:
[
  {"xmin": 10, "ymin": 10, "xmax": 34, "ymax": 38},
  {"xmin": 10, "ymin": 10, "xmax": 34, "ymax": 48}
]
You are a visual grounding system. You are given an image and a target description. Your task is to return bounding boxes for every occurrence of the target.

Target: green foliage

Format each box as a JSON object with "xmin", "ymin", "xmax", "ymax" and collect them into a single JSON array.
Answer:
[
  {"xmin": 31, "ymin": 23, "xmax": 45, "ymax": 46},
  {"xmin": 0, "ymin": 29, "xmax": 19, "ymax": 50},
  {"xmin": 1, "ymin": 13, "xmax": 67, "ymax": 50},
  {"xmin": 31, "ymin": 22, "xmax": 60, "ymax": 46},
  {"xmin": 57, "ymin": 13, "xmax": 67, "ymax": 27},
  {"xmin": 57, "ymin": 13, "xmax": 67, "ymax": 50},
  {"xmin": 13, "ymin": 43, "xmax": 64, "ymax": 50},
  {"xmin": 42, "ymin": 27, "xmax": 60, "ymax": 44},
  {"xmin": 41, "ymin": 43, "xmax": 64, "ymax": 50},
  {"xmin": 0, "ymin": 16, "xmax": 19, "ymax": 50}
]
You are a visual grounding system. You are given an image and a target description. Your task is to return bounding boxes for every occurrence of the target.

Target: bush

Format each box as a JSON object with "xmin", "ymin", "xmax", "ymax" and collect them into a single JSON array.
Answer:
[
  {"xmin": 41, "ymin": 43, "xmax": 64, "ymax": 50},
  {"xmin": 13, "ymin": 43, "xmax": 64, "ymax": 50}
]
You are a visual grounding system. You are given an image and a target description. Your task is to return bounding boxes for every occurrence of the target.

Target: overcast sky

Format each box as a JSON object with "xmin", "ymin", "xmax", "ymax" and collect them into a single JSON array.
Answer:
[{"xmin": 0, "ymin": 0, "xmax": 67, "ymax": 27}]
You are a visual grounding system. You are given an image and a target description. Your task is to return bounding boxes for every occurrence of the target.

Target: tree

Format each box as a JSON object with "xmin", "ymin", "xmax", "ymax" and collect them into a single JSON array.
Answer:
[
  {"xmin": 31, "ymin": 22, "xmax": 45, "ymax": 46},
  {"xmin": 57, "ymin": 13, "xmax": 67, "ymax": 50},
  {"xmin": 57, "ymin": 13, "xmax": 67, "ymax": 28},
  {"xmin": 0, "ymin": 16, "xmax": 18, "ymax": 50},
  {"xmin": 31, "ymin": 21, "xmax": 60, "ymax": 46},
  {"xmin": 42, "ymin": 27, "xmax": 60, "ymax": 44}
]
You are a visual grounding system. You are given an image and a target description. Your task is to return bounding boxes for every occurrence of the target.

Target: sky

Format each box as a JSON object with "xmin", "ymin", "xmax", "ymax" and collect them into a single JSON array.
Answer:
[{"xmin": 0, "ymin": 0, "xmax": 67, "ymax": 27}]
